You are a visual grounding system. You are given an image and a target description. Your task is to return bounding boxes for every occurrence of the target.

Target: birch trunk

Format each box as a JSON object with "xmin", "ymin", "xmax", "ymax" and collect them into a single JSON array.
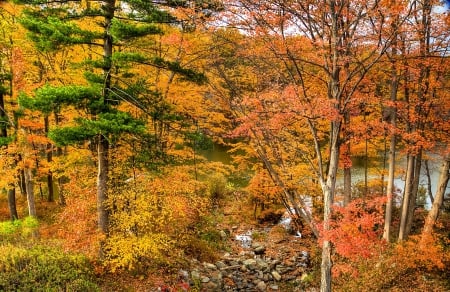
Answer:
[
  {"xmin": 24, "ymin": 168, "xmax": 37, "ymax": 218},
  {"xmin": 321, "ymin": 121, "xmax": 340, "ymax": 292},
  {"xmin": 399, "ymin": 155, "xmax": 415, "ymax": 241},
  {"xmin": 383, "ymin": 133, "xmax": 396, "ymax": 241},
  {"xmin": 422, "ymin": 157, "xmax": 449, "ymax": 236}
]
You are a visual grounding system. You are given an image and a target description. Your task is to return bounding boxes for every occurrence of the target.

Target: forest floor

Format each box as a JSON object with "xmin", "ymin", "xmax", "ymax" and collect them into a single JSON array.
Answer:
[{"xmin": 1, "ymin": 193, "xmax": 450, "ymax": 291}]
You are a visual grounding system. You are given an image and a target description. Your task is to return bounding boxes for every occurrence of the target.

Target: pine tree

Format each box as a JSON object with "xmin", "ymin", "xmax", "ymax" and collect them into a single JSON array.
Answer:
[{"xmin": 15, "ymin": 0, "xmax": 206, "ymax": 242}]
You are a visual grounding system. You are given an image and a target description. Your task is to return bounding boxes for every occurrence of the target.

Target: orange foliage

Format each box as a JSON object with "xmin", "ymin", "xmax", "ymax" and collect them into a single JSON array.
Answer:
[
  {"xmin": 320, "ymin": 197, "xmax": 387, "ymax": 261},
  {"xmin": 246, "ymin": 170, "xmax": 281, "ymax": 205}
]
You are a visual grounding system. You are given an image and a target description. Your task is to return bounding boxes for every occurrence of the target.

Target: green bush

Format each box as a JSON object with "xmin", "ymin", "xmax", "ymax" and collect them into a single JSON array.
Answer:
[
  {"xmin": 0, "ymin": 217, "xmax": 39, "ymax": 242},
  {"xmin": 0, "ymin": 244, "xmax": 99, "ymax": 292}
]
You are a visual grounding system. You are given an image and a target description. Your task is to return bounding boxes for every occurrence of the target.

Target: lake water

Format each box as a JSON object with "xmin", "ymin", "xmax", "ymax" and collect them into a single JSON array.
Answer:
[
  {"xmin": 337, "ymin": 155, "xmax": 450, "ymax": 209},
  {"xmin": 200, "ymin": 144, "xmax": 449, "ymax": 209}
]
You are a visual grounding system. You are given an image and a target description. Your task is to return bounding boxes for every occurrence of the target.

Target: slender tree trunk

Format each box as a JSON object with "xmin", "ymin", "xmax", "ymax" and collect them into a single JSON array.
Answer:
[
  {"xmin": 7, "ymin": 188, "xmax": 18, "ymax": 220},
  {"xmin": 255, "ymin": 144, "xmax": 319, "ymax": 237},
  {"xmin": 399, "ymin": 155, "xmax": 415, "ymax": 241},
  {"xmin": 424, "ymin": 160, "xmax": 434, "ymax": 204},
  {"xmin": 405, "ymin": 150, "xmax": 422, "ymax": 235},
  {"xmin": 383, "ymin": 28, "xmax": 401, "ymax": 242},
  {"xmin": 96, "ymin": 0, "xmax": 115, "ymax": 237},
  {"xmin": 343, "ymin": 112, "xmax": 351, "ymax": 206},
  {"xmin": 321, "ymin": 141, "xmax": 339, "ymax": 292},
  {"xmin": 0, "ymin": 91, "xmax": 7, "ymax": 138},
  {"xmin": 1, "ymin": 91, "xmax": 18, "ymax": 220},
  {"xmin": 44, "ymin": 116, "xmax": 54, "ymax": 202},
  {"xmin": 57, "ymin": 145, "xmax": 66, "ymax": 206},
  {"xmin": 19, "ymin": 168, "xmax": 27, "ymax": 197},
  {"xmin": 383, "ymin": 127, "xmax": 397, "ymax": 241},
  {"xmin": 321, "ymin": 120, "xmax": 340, "ymax": 292},
  {"xmin": 422, "ymin": 156, "xmax": 449, "ymax": 236},
  {"xmin": 24, "ymin": 168, "xmax": 37, "ymax": 217},
  {"xmin": 97, "ymin": 135, "xmax": 109, "ymax": 234}
]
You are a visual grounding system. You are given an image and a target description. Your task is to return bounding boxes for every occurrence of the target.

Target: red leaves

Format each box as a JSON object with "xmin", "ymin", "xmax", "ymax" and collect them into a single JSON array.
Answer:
[{"xmin": 320, "ymin": 196, "xmax": 387, "ymax": 261}]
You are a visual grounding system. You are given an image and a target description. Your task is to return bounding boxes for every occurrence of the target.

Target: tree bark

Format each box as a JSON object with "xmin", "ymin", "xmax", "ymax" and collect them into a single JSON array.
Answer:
[
  {"xmin": 19, "ymin": 168, "xmax": 27, "ymax": 197},
  {"xmin": 7, "ymin": 188, "xmax": 18, "ymax": 220},
  {"xmin": 321, "ymin": 129, "xmax": 339, "ymax": 292},
  {"xmin": 96, "ymin": 0, "xmax": 115, "ymax": 236},
  {"xmin": 44, "ymin": 116, "xmax": 54, "ymax": 202},
  {"xmin": 398, "ymin": 155, "xmax": 415, "ymax": 241},
  {"xmin": 343, "ymin": 112, "xmax": 351, "ymax": 206},
  {"xmin": 405, "ymin": 150, "xmax": 422, "ymax": 236},
  {"xmin": 383, "ymin": 48, "xmax": 398, "ymax": 241},
  {"xmin": 24, "ymin": 168, "xmax": 37, "ymax": 218},
  {"xmin": 383, "ymin": 132, "xmax": 396, "ymax": 242},
  {"xmin": 424, "ymin": 160, "xmax": 434, "ymax": 204},
  {"xmin": 97, "ymin": 135, "xmax": 110, "ymax": 234},
  {"xmin": 1, "ymin": 91, "xmax": 18, "ymax": 220},
  {"xmin": 422, "ymin": 156, "xmax": 449, "ymax": 236}
]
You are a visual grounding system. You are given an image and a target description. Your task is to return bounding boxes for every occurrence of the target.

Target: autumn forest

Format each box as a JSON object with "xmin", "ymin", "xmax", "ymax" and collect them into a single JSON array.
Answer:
[{"xmin": 0, "ymin": 0, "xmax": 449, "ymax": 291}]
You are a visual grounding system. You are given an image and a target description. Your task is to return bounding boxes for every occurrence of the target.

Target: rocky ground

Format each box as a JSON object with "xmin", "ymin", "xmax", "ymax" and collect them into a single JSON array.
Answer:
[{"xmin": 177, "ymin": 215, "xmax": 320, "ymax": 292}]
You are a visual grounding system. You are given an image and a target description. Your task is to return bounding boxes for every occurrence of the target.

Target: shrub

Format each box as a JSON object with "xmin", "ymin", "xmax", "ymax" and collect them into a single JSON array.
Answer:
[
  {"xmin": 0, "ymin": 244, "xmax": 98, "ymax": 291},
  {"xmin": 0, "ymin": 217, "xmax": 39, "ymax": 242}
]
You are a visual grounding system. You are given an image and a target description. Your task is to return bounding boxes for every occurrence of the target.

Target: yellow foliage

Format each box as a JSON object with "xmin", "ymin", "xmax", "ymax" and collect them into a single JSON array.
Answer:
[
  {"xmin": 104, "ymin": 166, "xmax": 218, "ymax": 272},
  {"xmin": 0, "ymin": 147, "xmax": 19, "ymax": 189}
]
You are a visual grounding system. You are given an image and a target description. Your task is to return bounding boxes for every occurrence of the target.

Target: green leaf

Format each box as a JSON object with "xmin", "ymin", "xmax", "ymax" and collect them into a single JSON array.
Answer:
[
  {"xmin": 111, "ymin": 19, "xmax": 162, "ymax": 41},
  {"xmin": 19, "ymin": 14, "xmax": 99, "ymax": 51},
  {"xmin": 48, "ymin": 126, "xmax": 96, "ymax": 146}
]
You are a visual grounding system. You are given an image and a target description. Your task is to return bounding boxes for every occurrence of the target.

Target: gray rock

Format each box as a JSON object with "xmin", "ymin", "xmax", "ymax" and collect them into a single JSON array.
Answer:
[
  {"xmin": 204, "ymin": 262, "xmax": 217, "ymax": 270},
  {"xmin": 201, "ymin": 276, "xmax": 210, "ymax": 283},
  {"xmin": 243, "ymin": 258, "xmax": 257, "ymax": 270},
  {"xmin": 219, "ymin": 230, "xmax": 228, "ymax": 240},
  {"xmin": 256, "ymin": 258, "xmax": 269, "ymax": 270},
  {"xmin": 191, "ymin": 270, "xmax": 200, "ymax": 281},
  {"xmin": 257, "ymin": 270, "xmax": 264, "ymax": 279},
  {"xmin": 254, "ymin": 245, "xmax": 267, "ymax": 255},
  {"xmin": 271, "ymin": 270, "xmax": 282, "ymax": 281},
  {"xmin": 215, "ymin": 261, "xmax": 227, "ymax": 269},
  {"xmin": 256, "ymin": 280, "xmax": 267, "ymax": 291}
]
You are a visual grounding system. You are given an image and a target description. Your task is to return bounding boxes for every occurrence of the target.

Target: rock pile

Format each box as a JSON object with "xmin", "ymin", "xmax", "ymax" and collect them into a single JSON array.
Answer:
[{"xmin": 185, "ymin": 244, "xmax": 311, "ymax": 291}]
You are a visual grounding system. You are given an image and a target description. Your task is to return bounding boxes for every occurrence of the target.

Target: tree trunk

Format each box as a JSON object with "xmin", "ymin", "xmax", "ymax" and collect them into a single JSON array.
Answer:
[
  {"xmin": 96, "ymin": 0, "xmax": 115, "ymax": 237},
  {"xmin": 424, "ymin": 160, "xmax": 434, "ymax": 204},
  {"xmin": 57, "ymin": 177, "xmax": 66, "ymax": 206},
  {"xmin": 321, "ymin": 121, "xmax": 340, "ymax": 292},
  {"xmin": 19, "ymin": 168, "xmax": 27, "ymax": 197},
  {"xmin": 24, "ymin": 168, "xmax": 37, "ymax": 217},
  {"xmin": 7, "ymin": 187, "xmax": 18, "ymax": 220},
  {"xmin": 343, "ymin": 156, "xmax": 351, "ymax": 205},
  {"xmin": 97, "ymin": 135, "xmax": 109, "ymax": 234},
  {"xmin": 398, "ymin": 155, "xmax": 415, "ymax": 241},
  {"xmin": 405, "ymin": 150, "xmax": 422, "ymax": 236},
  {"xmin": 383, "ymin": 131, "xmax": 396, "ymax": 241},
  {"xmin": 422, "ymin": 157, "xmax": 449, "ymax": 236},
  {"xmin": 383, "ymin": 55, "xmax": 398, "ymax": 241},
  {"xmin": 1, "ymin": 91, "xmax": 18, "ymax": 220},
  {"xmin": 0, "ymin": 91, "xmax": 7, "ymax": 138},
  {"xmin": 44, "ymin": 116, "xmax": 54, "ymax": 202},
  {"xmin": 343, "ymin": 111, "xmax": 351, "ymax": 206}
]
